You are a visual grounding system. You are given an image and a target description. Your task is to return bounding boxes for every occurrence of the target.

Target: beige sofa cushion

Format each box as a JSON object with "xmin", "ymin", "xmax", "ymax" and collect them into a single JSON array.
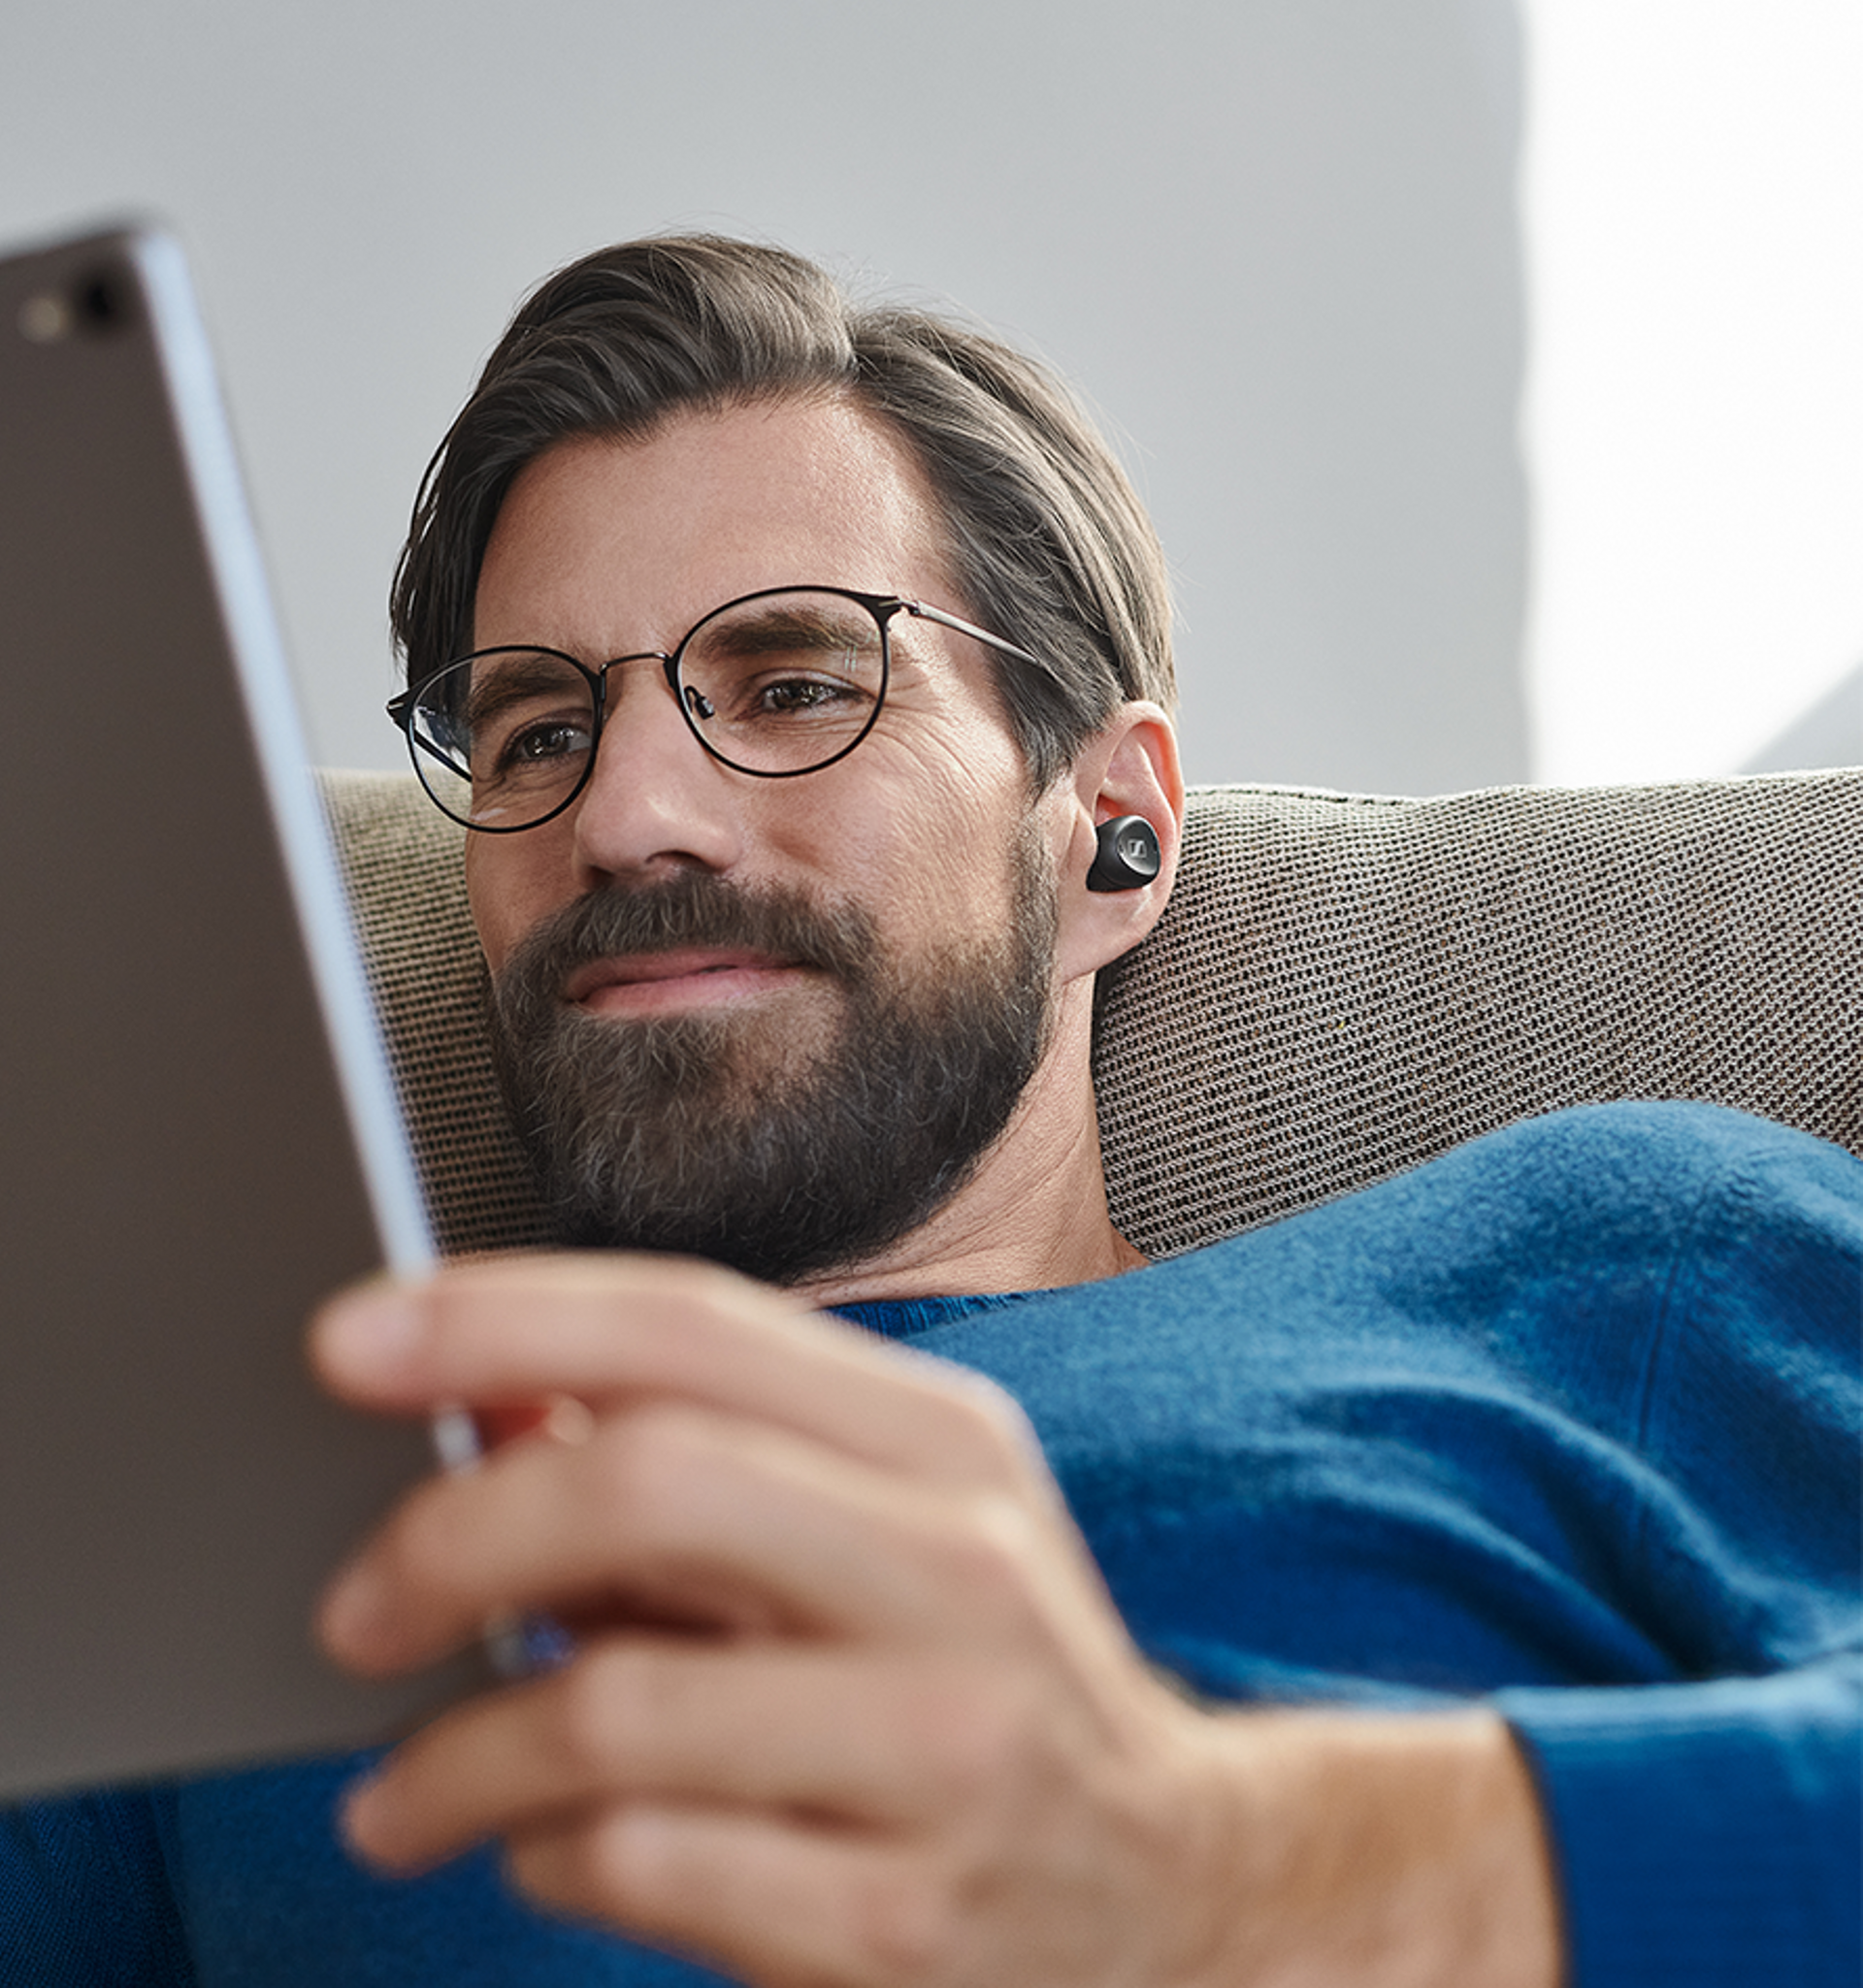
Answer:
[{"xmin": 321, "ymin": 768, "xmax": 1862, "ymax": 1263}]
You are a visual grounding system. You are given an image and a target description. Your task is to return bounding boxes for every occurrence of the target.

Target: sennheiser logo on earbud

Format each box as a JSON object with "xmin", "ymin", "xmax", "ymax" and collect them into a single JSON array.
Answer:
[{"xmin": 1087, "ymin": 815, "xmax": 1160, "ymax": 892}]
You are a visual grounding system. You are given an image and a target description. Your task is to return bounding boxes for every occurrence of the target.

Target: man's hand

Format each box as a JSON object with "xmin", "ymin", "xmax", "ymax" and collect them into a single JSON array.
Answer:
[{"xmin": 312, "ymin": 1255, "xmax": 1560, "ymax": 1988}]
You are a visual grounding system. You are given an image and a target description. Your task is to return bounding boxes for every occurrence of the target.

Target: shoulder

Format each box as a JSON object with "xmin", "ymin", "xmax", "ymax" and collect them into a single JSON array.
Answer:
[{"xmin": 1265, "ymin": 1100, "xmax": 1862, "ymax": 1304}]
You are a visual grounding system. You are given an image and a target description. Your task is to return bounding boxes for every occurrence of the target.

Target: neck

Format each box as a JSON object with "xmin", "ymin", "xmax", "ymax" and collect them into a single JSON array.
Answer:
[{"xmin": 794, "ymin": 985, "xmax": 1143, "ymax": 1310}]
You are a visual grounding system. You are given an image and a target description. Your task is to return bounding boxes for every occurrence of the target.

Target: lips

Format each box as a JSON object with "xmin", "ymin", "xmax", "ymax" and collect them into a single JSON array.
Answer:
[
  {"xmin": 494, "ymin": 870, "xmax": 874, "ymax": 1034},
  {"xmin": 564, "ymin": 949, "xmax": 808, "ymax": 1017}
]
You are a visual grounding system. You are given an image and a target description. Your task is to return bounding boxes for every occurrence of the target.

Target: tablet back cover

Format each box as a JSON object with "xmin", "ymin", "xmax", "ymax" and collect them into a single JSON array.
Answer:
[{"xmin": 0, "ymin": 224, "xmax": 472, "ymax": 1800}]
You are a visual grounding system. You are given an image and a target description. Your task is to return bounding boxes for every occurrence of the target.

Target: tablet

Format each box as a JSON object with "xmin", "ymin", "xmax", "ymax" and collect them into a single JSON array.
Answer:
[{"xmin": 0, "ymin": 222, "xmax": 478, "ymax": 1799}]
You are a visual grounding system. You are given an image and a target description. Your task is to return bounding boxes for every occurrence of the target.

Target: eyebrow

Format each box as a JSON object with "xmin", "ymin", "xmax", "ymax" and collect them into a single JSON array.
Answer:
[
  {"xmin": 462, "ymin": 653, "xmax": 584, "ymax": 730},
  {"xmin": 698, "ymin": 604, "xmax": 879, "ymax": 659}
]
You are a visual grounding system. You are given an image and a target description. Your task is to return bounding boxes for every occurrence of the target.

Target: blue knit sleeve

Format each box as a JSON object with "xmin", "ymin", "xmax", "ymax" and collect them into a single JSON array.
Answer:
[
  {"xmin": 1502, "ymin": 1659, "xmax": 1860, "ymax": 1988},
  {"xmin": 1498, "ymin": 1111, "xmax": 1863, "ymax": 1988},
  {"xmin": 0, "ymin": 1786, "xmax": 194, "ymax": 1984}
]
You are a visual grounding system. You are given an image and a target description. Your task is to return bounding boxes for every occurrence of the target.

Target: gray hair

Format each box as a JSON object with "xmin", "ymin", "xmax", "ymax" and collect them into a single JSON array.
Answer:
[{"xmin": 391, "ymin": 236, "xmax": 1174, "ymax": 787}]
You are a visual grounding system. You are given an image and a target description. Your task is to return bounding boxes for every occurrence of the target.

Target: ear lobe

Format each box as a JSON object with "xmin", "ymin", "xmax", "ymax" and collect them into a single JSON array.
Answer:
[{"xmin": 1054, "ymin": 703, "xmax": 1184, "ymax": 984}]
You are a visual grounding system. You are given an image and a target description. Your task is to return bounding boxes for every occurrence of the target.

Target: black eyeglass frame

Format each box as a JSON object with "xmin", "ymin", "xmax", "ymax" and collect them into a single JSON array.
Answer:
[{"xmin": 386, "ymin": 586, "xmax": 1048, "ymax": 834}]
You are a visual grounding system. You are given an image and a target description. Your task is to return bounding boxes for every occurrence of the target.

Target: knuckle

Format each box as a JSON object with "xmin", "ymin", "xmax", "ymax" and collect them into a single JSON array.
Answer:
[
  {"xmin": 507, "ymin": 1809, "xmax": 659, "ymax": 1928},
  {"xmin": 679, "ymin": 1253, "xmax": 782, "ymax": 1319},
  {"xmin": 539, "ymin": 1645, "xmax": 649, "ymax": 1776},
  {"xmin": 381, "ymin": 1477, "xmax": 476, "ymax": 1609},
  {"xmin": 849, "ymin": 1864, "xmax": 959, "ymax": 1985},
  {"xmin": 580, "ymin": 1809, "xmax": 664, "ymax": 1916},
  {"xmin": 576, "ymin": 1406, "xmax": 705, "ymax": 1538},
  {"xmin": 918, "ymin": 1365, "xmax": 1049, "ymax": 1487},
  {"xmin": 649, "ymin": 1255, "xmax": 803, "ymax": 1351},
  {"xmin": 937, "ymin": 1489, "xmax": 1046, "ymax": 1612}
]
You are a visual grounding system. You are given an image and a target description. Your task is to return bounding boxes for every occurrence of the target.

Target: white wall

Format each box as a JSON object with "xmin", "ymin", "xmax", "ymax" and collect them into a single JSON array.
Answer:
[
  {"xmin": 1520, "ymin": 0, "xmax": 1863, "ymax": 783},
  {"xmin": 3, "ymin": 1, "xmax": 1530, "ymax": 793}
]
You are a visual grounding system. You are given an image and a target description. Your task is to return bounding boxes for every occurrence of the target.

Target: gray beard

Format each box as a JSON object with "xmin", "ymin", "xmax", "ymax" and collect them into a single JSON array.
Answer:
[{"xmin": 484, "ymin": 850, "xmax": 1057, "ymax": 1286}]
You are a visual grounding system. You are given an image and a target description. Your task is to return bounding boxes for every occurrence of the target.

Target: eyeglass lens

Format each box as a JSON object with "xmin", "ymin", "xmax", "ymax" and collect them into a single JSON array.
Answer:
[{"xmin": 405, "ymin": 589, "xmax": 889, "ymax": 830}]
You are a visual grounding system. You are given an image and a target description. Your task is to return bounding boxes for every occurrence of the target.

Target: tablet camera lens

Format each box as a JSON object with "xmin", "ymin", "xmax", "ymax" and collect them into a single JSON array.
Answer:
[
  {"xmin": 17, "ymin": 263, "xmax": 136, "ymax": 343},
  {"xmin": 73, "ymin": 267, "xmax": 133, "ymax": 335}
]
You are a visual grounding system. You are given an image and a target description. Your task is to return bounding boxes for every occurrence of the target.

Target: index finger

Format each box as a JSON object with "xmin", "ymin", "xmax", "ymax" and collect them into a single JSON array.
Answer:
[{"xmin": 310, "ymin": 1253, "xmax": 1043, "ymax": 1494}]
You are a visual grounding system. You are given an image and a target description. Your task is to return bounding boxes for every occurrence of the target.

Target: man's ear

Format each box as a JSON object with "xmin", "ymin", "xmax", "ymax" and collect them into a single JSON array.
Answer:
[{"xmin": 1052, "ymin": 702, "xmax": 1185, "ymax": 986}]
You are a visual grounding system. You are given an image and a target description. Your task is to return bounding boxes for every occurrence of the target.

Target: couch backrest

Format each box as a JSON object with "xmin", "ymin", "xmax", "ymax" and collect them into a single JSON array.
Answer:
[{"xmin": 321, "ymin": 768, "xmax": 1861, "ymax": 1262}]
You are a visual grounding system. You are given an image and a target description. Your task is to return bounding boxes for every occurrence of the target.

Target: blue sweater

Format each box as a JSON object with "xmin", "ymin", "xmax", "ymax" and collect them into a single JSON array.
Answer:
[{"xmin": 4, "ymin": 1103, "xmax": 1858, "ymax": 1984}]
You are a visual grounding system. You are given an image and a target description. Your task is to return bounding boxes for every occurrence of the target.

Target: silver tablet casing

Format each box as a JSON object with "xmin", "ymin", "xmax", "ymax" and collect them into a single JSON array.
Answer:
[{"xmin": 0, "ymin": 223, "xmax": 480, "ymax": 1800}]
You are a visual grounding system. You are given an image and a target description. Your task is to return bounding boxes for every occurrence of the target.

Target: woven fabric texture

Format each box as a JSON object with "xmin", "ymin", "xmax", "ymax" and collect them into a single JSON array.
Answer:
[{"xmin": 319, "ymin": 767, "xmax": 1861, "ymax": 1263}]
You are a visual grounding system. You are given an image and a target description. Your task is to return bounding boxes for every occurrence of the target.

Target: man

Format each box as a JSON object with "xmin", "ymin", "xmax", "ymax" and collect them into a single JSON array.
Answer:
[{"xmin": 6, "ymin": 237, "xmax": 1859, "ymax": 1986}]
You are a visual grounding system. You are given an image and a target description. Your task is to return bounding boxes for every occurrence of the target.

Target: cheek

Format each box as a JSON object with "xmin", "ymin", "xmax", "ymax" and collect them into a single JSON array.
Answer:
[
  {"xmin": 813, "ymin": 710, "xmax": 1030, "ymax": 874},
  {"xmin": 776, "ymin": 779, "xmax": 951, "ymax": 918},
  {"xmin": 465, "ymin": 836, "xmax": 564, "ymax": 972},
  {"xmin": 841, "ymin": 777, "xmax": 1048, "ymax": 942}
]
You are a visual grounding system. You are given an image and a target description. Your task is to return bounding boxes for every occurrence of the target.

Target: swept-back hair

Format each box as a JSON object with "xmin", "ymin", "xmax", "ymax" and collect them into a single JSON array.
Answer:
[{"xmin": 391, "ymin": 236, "xmax": 1174, "ymax": 786}]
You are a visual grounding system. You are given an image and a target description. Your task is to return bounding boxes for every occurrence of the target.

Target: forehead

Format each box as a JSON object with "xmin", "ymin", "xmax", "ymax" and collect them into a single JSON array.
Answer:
[{"xmin": 474, "ymin": 395, "xmax": 959, "ymax": 650}]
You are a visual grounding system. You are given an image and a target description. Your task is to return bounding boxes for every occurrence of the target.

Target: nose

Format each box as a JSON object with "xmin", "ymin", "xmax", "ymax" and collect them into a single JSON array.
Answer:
[{"xmin": 567, "ymin": 654, "xmax": 745, "ymax": 883}]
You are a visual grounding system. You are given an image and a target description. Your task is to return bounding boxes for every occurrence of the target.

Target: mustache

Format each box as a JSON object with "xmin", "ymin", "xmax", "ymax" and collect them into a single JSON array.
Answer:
[{"xmin": 492, "ymin": 870, "xmax": 879, "ymax": 1005}]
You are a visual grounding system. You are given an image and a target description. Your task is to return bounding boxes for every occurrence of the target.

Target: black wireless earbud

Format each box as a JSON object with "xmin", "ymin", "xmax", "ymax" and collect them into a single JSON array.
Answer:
[{"xmin": 1086, "ymin": 815, "xmax": 1161, "ymax": 893}]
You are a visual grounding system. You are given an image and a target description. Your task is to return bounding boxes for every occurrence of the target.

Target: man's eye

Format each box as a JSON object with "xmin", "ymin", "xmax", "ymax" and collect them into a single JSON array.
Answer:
[
  {"xmin": 487, "ymin": 718, "xmax": 592, "ymax": 775},
  {"xmin": 755, "ymin": 676, "xmax": 858, "ymax": 715}
]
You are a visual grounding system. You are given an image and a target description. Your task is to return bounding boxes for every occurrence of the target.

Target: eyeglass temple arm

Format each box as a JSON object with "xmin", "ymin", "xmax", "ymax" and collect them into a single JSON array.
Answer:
[
  {"xmin": 896, "ymin": 600, "xmax": 1054, "ymax": 679},
  {"xmin": 386, "ymin": 690, "xmax": 474, "ymax": 779}
]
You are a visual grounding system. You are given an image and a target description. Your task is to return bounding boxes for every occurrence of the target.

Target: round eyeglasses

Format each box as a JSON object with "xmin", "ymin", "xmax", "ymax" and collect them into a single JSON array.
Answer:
[{"xmin": 387, "ymin": 586, "xmax": 1045, "ymax": 833}]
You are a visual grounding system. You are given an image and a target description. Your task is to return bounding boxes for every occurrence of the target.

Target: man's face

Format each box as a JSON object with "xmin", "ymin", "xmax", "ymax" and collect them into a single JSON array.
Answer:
[{"xmin": 466, "ymin": 397, "xmax": 1071, "ymax": 1284}]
